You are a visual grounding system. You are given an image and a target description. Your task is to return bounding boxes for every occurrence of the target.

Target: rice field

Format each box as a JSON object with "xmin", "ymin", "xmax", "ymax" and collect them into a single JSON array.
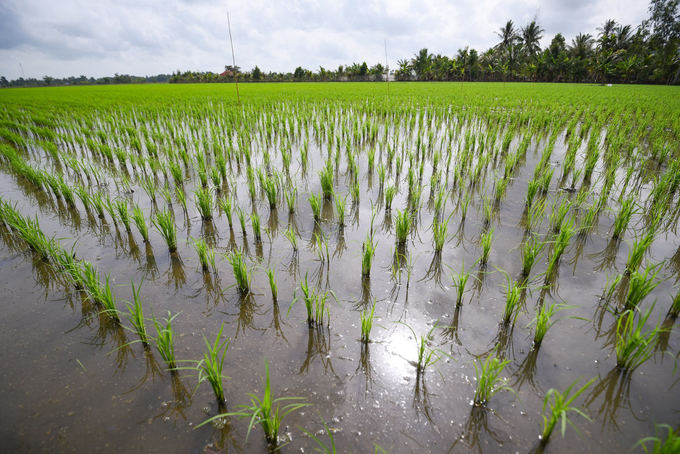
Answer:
[{"xmin": 0, "ymin": 82, "xmax": 679, "ymax": 452}]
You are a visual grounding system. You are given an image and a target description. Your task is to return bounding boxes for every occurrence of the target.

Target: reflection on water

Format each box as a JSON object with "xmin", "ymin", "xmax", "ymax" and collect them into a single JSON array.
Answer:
[
  {"xmin": 449, "ymin": 407, "xmax": 506, "ymax": 454},
  {"xmin": 299, "ymin": 325, "xmax": 339, "ymax": 379},
  {"xmin": 584, "ymin": 368, "xmax": 639, "ymax": 433}
]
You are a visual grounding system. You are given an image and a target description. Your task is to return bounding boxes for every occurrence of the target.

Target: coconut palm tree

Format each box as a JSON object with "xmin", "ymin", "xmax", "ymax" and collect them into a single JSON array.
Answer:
[
  {"xmin": 521, "ymin": 21, "xmax": 545, "ymax": 58},
  {"xmin": 496, "ymin": 20, "xmax": 520, "ymax": 51},
  {"xmin": 411, "ymin": 48, "xmax": 433, "ymax": 80}
]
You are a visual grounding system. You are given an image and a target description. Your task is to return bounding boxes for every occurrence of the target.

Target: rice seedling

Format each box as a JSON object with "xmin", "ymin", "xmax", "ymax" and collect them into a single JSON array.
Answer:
[
  {"xmin": 197, "ymin": 359, "xmax": 309, "ymax": 448},
  {"xmin": 284, "ymin": 227, "xmax": 298, "ymax": 252},
  {"xmin": 459, "ymin": 191, "xmax": 471, "ymax": 219},
  {"xmin": 236, "ymin": 207, "xmax": 247, "ymax": 236},
  {"xmin": 152, "ymin": 209, "xmax": 178, "ymax": 252},
  {"xmin": 539, "ymin": 377, "xmax": 596, "ymax": 444},
  {"xmin": 625, "ymin": 232, "xmax": 655, "ymax": 273},
  {"xmin": 319, "ymin": 161, "xmax": 334, "ymax": 199},
  {"xmin": 472, "ymin": 352, "xmax": 515, "ymax": 406},
  {"xmin": 98, "ymin": 272, "xmax": 121, "ymax": 322},
  {"xmin": 384, "ymin": 185, "xmax": 397, "ymax": 211},
  {"xmin": 151, "ymin": 310, "xmax": 180, "ymax": 371},
  {"xmin": 140, "ymin": 175, "xmax": 157, "ymax": 202},
  {"xmin": 479, "ymin": 228, "xmax": 494, "ymax": 267},
  {"xmin": 285, "ymin": 187, "xmax": 297, "ymax": 214},
  {"xmin": 616, "ymin": 304, "xmax": 668, "ymax": 371},
  {"xmin": 176, "ymin": 187, "xmax": 188, "ymax": 213},
  {"xmin": 669, "ymin": 291, "xmax": 680, "ymax": 319},
  {"xmin": 210, "ymin": 166, "xmax": 221, "ymax": 190},
  {"xmin": 169, "ymin": 161, "xmax": 183, "ymax": 187},
  {"xmin": 361, "ymin": 235, "xmax": 377, "ymax": 277},
  {"xmin": 131, "ymin": 205, "xmax": 149, "ymax": 243},
  {"xmin": 549, "ymin": 198, "xmax": 572, "ymax": 233},
  {"xmin": 192, "ymin": 236, "xmax": 216, "ymax": 272},
  {"xmin": 394, "ymin": 209, "xmax": 411, "ymax": 245},
  {"xmin": 59, "ymin": 180, "xmax": 77, "ymax": 209},
  {"xmin": 520, "ymin": 234, "xmax": 546, "ymax": 278},
  {"xmin": 266, "ymin": 267, "xmax": 278, "ymax": 301},
  {"xmin": 91, "ymin": 191, "xmax": 106, "ymax": 219},
  {"xmin": 529, "ymin": 303, "xmax": 584, "ymax": 347},
  {"xmin": 123, "ymin": 279, "xmax": 148, "ymax": 344},
  {"xmin": 262, "ymin": 176, "xmax": 278, "ymax": 209},
  {"xmin": 399, "ymin": 322, "xmax": 445, "ymax": 376},
  {"xmin": 635, "ymin": 424, "xmax": 680, "ymax": 454},
  {"xmin": 75, "ymin": 186, "xmax": 92, "ymax": 212},
  {"xmin": 194, "ymin": 187, "xmax": 214, "ymax": 221},
  {"xmin": 525, "ymin": 197, "xmax": 546, "ymax": 232},
  {"xmin": 360, "ymin": 300, "xmax": 376, "ymax": 344},
  {"xmin": 501, "ymin": 274, "xmax": 525, "ymax": 326},
  {"xmin": 114, "ymin": 199, "xmax": 132, "ymax": 233},
  {"xmin": 545, "ymin": 218, "xmax": 575, "ymax": 281},
  {"xmin": 611, "ymin": 196, "xmax": 636, "ymax": 239},
  {"xmin": 195, "ymin": 323, "xmax": 230, "ymax": 404},
  {"xmin": 252, "ymin": 212, "xmax": 262, "ymax": 243},
  {"xmin": 226, "ymin": 249, "xmax": 251, "ymax": 294},
  {"xmin": 289, "ymin": 272, "xmax": 334, "ymax": 327},
  {"xmin": 526, "ymin": 179, "xmax": 540, "ymax": 207},
  {"xmin": 309, "ymin": 192, "xmax": 322, "ymax": 222},
  {"xmin": 432, "ymin": 217, "xmax": 449, "ymax": 252},
  {"xmin": 351, "ymin": 180, "xmax": 360, "ymax": 205},
  {"xmin": 81, "ymin": 261, "xmax": 101, "ymax": 299},
  {"xmin": 451, "ymin": 259, "xmax": 474, "ymax": 307},
  {"xmin": 624, "ymin": 263, "xmax": 662, "ymax": 311},
  {"xmin": 334, "ymin": 193, "xmax": 347, "ymax": 227}
]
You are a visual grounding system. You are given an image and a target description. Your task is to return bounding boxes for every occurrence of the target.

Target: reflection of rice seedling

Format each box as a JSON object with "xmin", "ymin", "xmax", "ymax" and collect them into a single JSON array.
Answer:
[
  {"xmin": 669, "ymin": 292, "xmax": 680, "ymax": 319},
  {"xmin": 151, "ymin": 310, "xmax": 180, "ymax": 371},
  {"xmin": 124, "ymin": 279, "xmax": 148, "ymax": 344},
  {"xmin": 284, "ymin": 227, "xmax": 298, "ymax": 252},
  {"xmin": 226, "ymin": 249, "xmax": 251, "ymax": 293},
  {"xmin": 360, "ymin": 300, "xmax": 376, "ymax": 344},
  {"xmin": 616, "ymin": 304, "xmax": 667, "ymax": 371},
  {"xmin": 394, "ymin": 209, "xmax": 411, "ymax": 245},
  {"xmin": 626, "ymin": 232, "xmax": 655, "ymax": 273},
  {"xmin": 309, "ymin": 192, "xmax": 322, "ymax": 222},
  {"xmin": 540, "ymin": 377, "xmax": 595, "ymax": 444},
  {"xmin": 625, "ymin": 263, "xmax": 662, "ymax": 311},
  {"xmin": 131, "ymin": 205, "xmax": 149, "ymax": 243},
  {"xmin": 529, "ymin": 303, "xmax": 583, "ymax": 347},
  {"xmin": 266, "ymin": 267, "xmax": 278, "ymax": 301},
  {"xmin": 114, "ymin": 199, "xmax": 132, "ymax": 232},
  {"xmin": 361, "ymin": 235, "xmax": 376, "ymax": 277},
  {"xmin": 479, "ymin": 228, "xmax": 494, "ymax": 266},
  {"xmin": 472, "ymin": 352, "xmax": 514, "ymax": 406},
  {"xmin": 194, "ymin": 187, "xmax": 214, "ymax": 221},
  {"xmin": 451, "ymin": 259, "xmax": 474, "ymax": 307},
  {"xmin": 152, "ymin": 209, "xmax": 178, "ymax": 252},
  {"xmin": 335, "ymin": 194, "xmax": 347, "ymax": 226}
]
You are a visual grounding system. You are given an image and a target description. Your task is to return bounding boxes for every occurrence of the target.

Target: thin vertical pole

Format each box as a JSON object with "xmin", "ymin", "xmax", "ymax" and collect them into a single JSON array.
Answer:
[
  {"xmin": 227, "ymin": 12, "xmax": 241, "ymax": 107},
  {"xmin": 384, "ymin": 38, "xmax": 390, "ymax": 96}
]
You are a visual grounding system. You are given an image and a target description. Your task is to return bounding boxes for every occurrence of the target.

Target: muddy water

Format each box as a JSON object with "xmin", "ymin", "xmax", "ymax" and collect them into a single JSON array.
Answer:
[{"xmin": 0, "ymin": 126, "xmax": 679, "ymax": 454}]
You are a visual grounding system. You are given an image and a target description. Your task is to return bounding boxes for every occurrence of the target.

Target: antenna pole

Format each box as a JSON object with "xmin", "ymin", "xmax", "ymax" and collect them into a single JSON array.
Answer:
[
  {"xmin": 227, "ymin": 12, "xmax": 241, "ymax": 107},
  {"xmin": 384, "ymin": 39, "xmax": 390, "ymax": 96}
]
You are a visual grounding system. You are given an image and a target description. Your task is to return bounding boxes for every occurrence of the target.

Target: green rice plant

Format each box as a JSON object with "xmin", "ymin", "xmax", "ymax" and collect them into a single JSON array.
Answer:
[
  {"xmin": 526, "ymin": 179, "xmax": 540, "ymax": 207},
  {"xmin": 236, "ymin": 207, "xmax": 247, "ymax": 236},
  {"xmin": 626, "ymin": 232, "xmax": 655, "ymax": 273},
  {"xmin": 123, "ymin": 279, "xmax": 148, "ymax": 344},
  {"xmin": 394, "ymin": 209, "xmax": 411, "ymax": 245},
  {"xmin": 545, "ymin": 218, "xmax": 575, "ymax": 281},
  {"xmin": 252, "ymin": 212, "xmax": 262, "ymax": 242},
  {"xmin": 104, "ymin": 194, "xmax": 119, "ymax": 225},
  {"xmin": 91, "ymin": 191, "xmax": 106, "ymax": 219},
  {"xmin": 266, "ymin": 267, "xmax": 278, "ymax": 301},
  {"xmin": 195, "ymin": 323, "xmax": 230, "ymax": 404},
  {"xmin": 501, "ymin": 274, "xmax": 524, "ymax": 326},
  {"xmin": 169, "ymin": 161, "xmax": 183, "ymax": 187},
  {"xmin": 616, "ymin": 304, "xmax": 668, "ymax": 371},
  {"xmin": 285, "ymin": 187, "xmax": 297, "ymax": 214},
  {"xmin": 151, "ymin": 310, "xmax": 180, "ymax": 371},
  {"xmin": 539, "ymin": 377, "xmax": 596, "ymax": 444},
  {"xmin": 114, "ymin": 199, "xmax": 132, "ymax": 233},
  {"xmin": 432, "ymin": 217, "xmax": 449, "ymax": 252},
  {"xmin": 361, "ymin": 235, "xmax": 377, "ymax": 277},
  {"xmin": 131, "ymin": 205, "xmax": 149, "ymax": 243},
  {"xmin": 289, "ymin": 272, "xmax": 333, "ymax": 327},
  {"xmin": 197, "ymin": 359, "xmax": 309, "ymax": 448},
  {"xmin": 309, "ymin": 192, "xmax": 322, "ymax": 222},
  {"xmin": 59, "ymin": 180, "xmax": 77, "ymax": 209},
  {"xmin": 210, "ymin": 166, "xmax": 221, "ymax": 190},
  {"xmin": 459, "ymin": 191, "xmax": 470, "ymax": 219},
  {"xmin": 192, "ymin": 236, "xmax": 216, "ymax": 272},
  {"xmin": 351, "ymin": 180, "xmax": 360, "ymax": 205},
  {"xmin": 360, "ymin": 300, "xmax": 376, "ymax": 344},
  {"xmin": 176, "ymin": 188, "xmax": 188, "ymax": 213},
  {"xmin": 334, "ymin": 193, "xmax": 347, "ymax": 227},
  {"xmin": 525, "ymin": 197, "xmax": 546, "ymax": 232},
  {"xmin": 479, "ymin": 228, "xmax": 494, "ymax": 267},
  {"xmin": 226, "ymin": 249, "xmax": 251, "ymax": 294},
  {"xmin": 81, "ymin": 261, "xmax": 101, "ymax": 300},
  {"xmin": 385, "ymin": 185, "xmax": 397, "ymax": 211},
  {"xmin": 298, "ymin": 416, "xmax": 340, "ymax": 454},
  {"xmin": 451, "ymin": 259, "xmax": 474, "ymax": 307},
  {"xmin": 194, "ymin": 187, "xmax": 214, "ymax": 221},
  {"xmin": 472, "ymin": 352, "xmax": 515, "ymax": 406},
  {"xmin": 625, "ymin": 263, "xmax": 662, "ymax": 311},
  {"xmin": 520, "ymin": 234, "xmax": 546, "ymax": 278},
  {"xmin": 284, "ymin": 227, "xmax": 298, "ymax": 252},
  {"xmin": 611, "ymin": 196, "xmax": 636, "ymax": 239},
  {"xmin": 578, "ymin": 203, "xmax": 599, "ymax": 235},
  {"xmin": 98, "ymin": 272, "xmax": 121, "ymax": 322},
  {"xmin": 218, "ymin": 195, "xmax": 233, "ymax": 227},
  {"xmin": 140, "ymin": 175, "xmax": 157, "ymax": 202},
  {"xmin": 319, "ymin": 161, "xmax": 334, "ymax": 199},
  {"xmin": 635, "ymin": 424, "xmax": 680, "ymax": 454},
  {"xmin": 262, "ymin": 176, "xmax": 278, "ymax": 209},
  {"xmin": 494, "ymin": 178, "xmax": 508, "ymax": 202},
  {"xmin": 549, "ymin": 198, "xmax": 572, "ymax": 233},
  {"xmin": 152, "ymin": 208, "xmax": 178, "ymax": 252},
  {"xmin": 529, "ymin": 303, "xmax": 584, "ymax": 347},
  {"xmin": 399, "ymin": 322, "xmax": 445, "ymax": 376},
  {"xmin": 75, "ymin": 186, "xmax": 92, "ymax": 212},
  {"xmin": 378, "ymin": 163, "xmax": 386, "ymax": 189}
]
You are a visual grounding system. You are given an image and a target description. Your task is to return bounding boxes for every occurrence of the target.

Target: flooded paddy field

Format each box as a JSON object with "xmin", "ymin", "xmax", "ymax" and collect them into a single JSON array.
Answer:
[{"xmin": 0, "ymin": 82, "xmax": 679, "ymax": 453}]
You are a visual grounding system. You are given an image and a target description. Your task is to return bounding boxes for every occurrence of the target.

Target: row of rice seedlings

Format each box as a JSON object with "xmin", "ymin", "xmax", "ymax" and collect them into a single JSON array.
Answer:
[
  {"xmin": 131, "ymin": 205, "xmax": 150, "ymax": 242},
  {"xmin": 611, "ymin": 196, "xmax": 636, "ymax": 239},
  {"xmin": 151, "ymin": 310, "xmax": 180, "ymax": 370},
  {"xmin": 285, "ymin": 187, "xmax": 297, "ymax": 214}
]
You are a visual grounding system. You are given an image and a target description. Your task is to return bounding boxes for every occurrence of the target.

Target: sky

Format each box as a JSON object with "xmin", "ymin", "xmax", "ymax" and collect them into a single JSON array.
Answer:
[{"xmin": 0, "ymin": 0, "xmax": 651, "ymax": 80}]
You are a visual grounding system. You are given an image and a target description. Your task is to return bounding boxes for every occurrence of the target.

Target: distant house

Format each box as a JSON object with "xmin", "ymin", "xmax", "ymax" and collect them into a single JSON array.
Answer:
[{"xmin": 220, "ymin": 70, "xmax": 233, "ymax": 77}]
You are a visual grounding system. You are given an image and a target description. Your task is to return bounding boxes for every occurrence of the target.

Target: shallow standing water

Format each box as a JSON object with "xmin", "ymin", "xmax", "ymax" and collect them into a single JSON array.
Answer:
[{"xmin": 0, "ymin": 83, "xmax": 679, "ymax": 453}]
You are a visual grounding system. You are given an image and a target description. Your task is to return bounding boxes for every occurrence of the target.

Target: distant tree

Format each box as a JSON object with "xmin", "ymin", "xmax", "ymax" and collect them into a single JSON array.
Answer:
[
  {"xmin": 496, "ymin": 20, "xmax": 520, "ymax": 51},
  {"xmin": 252, "ymin": 65, "xmax": 262, "ymax": 80},
  {"xmin": 0, "ymin": 76, "xmax": 8, "ymax": 86},
  {"xmin": 43, "ymin": 76, "xmax": 54, "ymax": 86},
  {"xmin": 358, "ymin": 62, "xmax": 369, "ymax": 76},
  {"xmin": 521, "ymin": 20, "xmax": 545, "ymax": 57},
  {"xmin": 294, "ymin": 66, "xmax": 306, "ymax": 79}
]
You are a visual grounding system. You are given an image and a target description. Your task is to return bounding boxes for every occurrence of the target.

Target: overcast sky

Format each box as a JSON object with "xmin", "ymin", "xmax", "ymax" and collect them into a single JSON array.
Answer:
[{"xmin": 0, "ymin": 0, "xmax": 650, "ymax": 80}]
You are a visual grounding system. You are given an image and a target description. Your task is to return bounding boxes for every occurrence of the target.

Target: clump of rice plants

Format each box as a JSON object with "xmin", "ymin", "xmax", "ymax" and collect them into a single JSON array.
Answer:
[
  {"xmin": 97, "ymin": 272, "xmax": 121, "ymax": 322},
  {"xmin": 309, "ymin": 192, "xmax": 322, "ymax": 222},
  {"xmin": 289, "ymin": 272, "xmax": 334, "ymax": 327},
  {"xmin": 123, "ymin": 279, "xmax": 148, "ymax": 344},
  {"xmin": 432, "ymin": 217, "xmax": 449, "ymax": 252},
  {"xmin": 284, "ymin": 227, "xmax": 298, "ymax": 252},
  {"xmin": 319, "ymin": 161, "xmax": 334, "ymax": 199},
  {"xmin": 360, "ymin": 300, "xmax": 376, "ymax": 344},
  {"xmin": 501, "ymin": 274, "xmax": 525, "ymax": 326},
  {"xmin": 335, "ymin": 194, "xmax": 347, "ymax": 226},
  {"xmin": 548, "ymin": 198, "xmax": 572, "ymax": 233},
  {"xmin": 624, "ymin": 263, "xmax": 662, "ymax": 311},
  {"xmin": 262, "ymin": 176, "xmax": 278, "ymax": 209},
  {"xmin": 236, "ymin": 207, "xmax": 247, "ymax": 236},
  {"xmin": 616, "ymin": 304, "xmax": 668, "ymax": 371},
  {"xmin": 394, "ymin": 209, "xmax": 411, "ymax": 245},
  {"xmin": 361, "ymin": 235, "xmax": 377, "ymax": 277},
  {"xmin": 152, "ymin": 209, "xmax": 178, "ymax": 252},
  {"xmin": 131, "ymin": 205, "xmax": 149, "ymax": 243},
  {"xmin": 539, "ymin": 377, "xmax": 596, "ymax": 445},
  {"xmin": 285, "ymin": 187, "xmax": 297, "ymax": 214},
  {"xmin": 384, "ymin": 185, "xmax": 397, "ymax": 211},
  {"xmin": 479, "ymin": 228, "xmax": 494, "ymax": 267},
  {"xmin": 545, "ymin": 217, "xmax": 575, "ymax": 282},
  {"xmin": 195, "ymin": 323, "xmax": 230, "ymax": 404},
  {"xmin": 625, "ymin": 232, "xmax": 655, "ymax": 274},
  {"xmin": 520, "ymin": 234, "xmax": 546, "ymax": 278},
  {"xmin": 399, "ymin": 322, "xmax": 445, "ymax": 376},
  {"xmin": 635, "ymin": 424, "xmax": 680, "ymax": 454},
  {"xmin": 451, "ymin": 259, "xmax": 474, "ymax": 307},
  {"xmin": 472, "ymin": 352, "xmax": 515, "ymax": 406},
  {"xmin": 218, "ymin": 195, "xmax": 233, "ymax": 228},
  {"xmin": 114, "ymin": 199, "xmax": 132, "ymax": 233},
  {"xmin": 226, "ymin": 249, "xmax": 251, "ymax": 294},
  {"xmin": 194, "ymin": 187, "xmax": 214, "ymax": 221},
  {"xmin": 266, "ymin": 267, "xmax": 278, "ymax": 301},
  {"xmin": 252, "ymin": 212, "xmax": 262, "ymax": 243},
  {"xmin": 151, "ymin": 310, "xmax": 180, "ymax": 371},
  {"xmin": 529, "ymin": 303, "xmax": 584, "ymax": 347},
  {"xmin": 611, "ymin": 196, "xmax": 636, "ymax": 239},
  {"xmin": 191, "ymin": 236, "xmax": 217, "ymax": 273}
]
